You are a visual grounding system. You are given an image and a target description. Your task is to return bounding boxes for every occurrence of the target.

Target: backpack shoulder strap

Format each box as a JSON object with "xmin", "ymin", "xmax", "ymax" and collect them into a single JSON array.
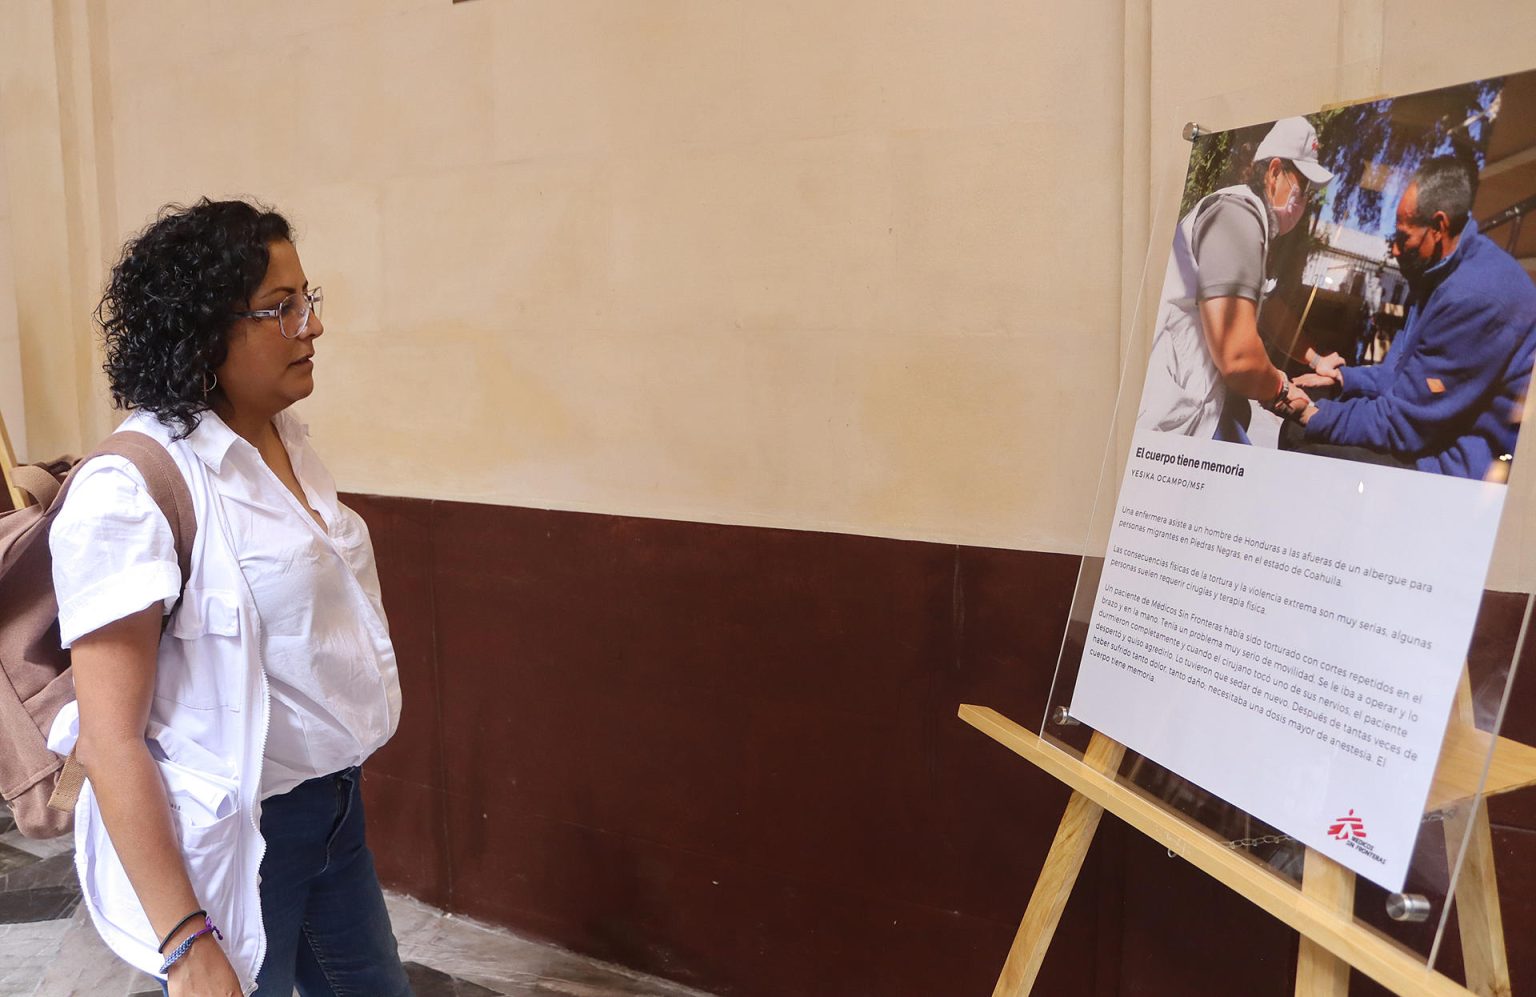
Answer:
[
  {"xmin": 56, "ymin": 431, "xmax": 198, "ymax": 593},
  {"xmin": 11, "ymin": 464, "xmax": 66, "ymax": 511},
  {"xmin": 42, "ymin": 432, "xmax": 198, "ymax": 819}
]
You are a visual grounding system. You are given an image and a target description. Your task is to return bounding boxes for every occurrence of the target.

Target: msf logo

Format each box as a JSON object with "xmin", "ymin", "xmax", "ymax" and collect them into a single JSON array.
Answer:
[{"xmin": 1328, "ymin": 810, "xmax": 1367, "ymax": 842}]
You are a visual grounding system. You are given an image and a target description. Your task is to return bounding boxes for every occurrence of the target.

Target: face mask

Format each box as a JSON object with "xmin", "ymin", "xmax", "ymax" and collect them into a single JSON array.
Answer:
[
  {"xmin": 1398, "ymin": 234, "xmax": 1443, "ymax": 287},
  {"xmin": 1273, "ymin": 174, "xmax": 1305, "ymax": 233}
]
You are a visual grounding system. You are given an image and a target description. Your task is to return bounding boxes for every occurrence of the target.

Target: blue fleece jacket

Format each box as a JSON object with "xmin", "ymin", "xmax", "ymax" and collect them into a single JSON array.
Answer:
[{"xmin": 1304, "ymin": 220, "xmax": 1536, "ymax": 480}]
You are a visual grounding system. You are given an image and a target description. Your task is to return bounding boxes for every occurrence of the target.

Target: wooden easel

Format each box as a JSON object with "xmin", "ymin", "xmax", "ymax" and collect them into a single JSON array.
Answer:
[
  {"xmin": 961, "ymin": 665, "xmax": 1536, "ymax": 997},
  {"xmin": 0, "ymin": 408, "xmax": 27, "ymax": 511}
]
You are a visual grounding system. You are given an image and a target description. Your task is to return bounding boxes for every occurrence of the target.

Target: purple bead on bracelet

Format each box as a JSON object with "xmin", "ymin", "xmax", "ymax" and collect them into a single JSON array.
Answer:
[{"xmin": 158, "ymin": 917, "xmax": 223, "ymax": 976}]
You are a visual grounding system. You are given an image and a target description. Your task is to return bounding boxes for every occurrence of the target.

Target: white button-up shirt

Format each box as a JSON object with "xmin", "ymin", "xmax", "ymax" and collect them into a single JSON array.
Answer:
[
  {"xmin": 51, "ymin": 408, "xmax": 401, "ymax": 798},
  {"xmin": 46, "ymin": 407, "xmax": 403, "ymax": 989}
]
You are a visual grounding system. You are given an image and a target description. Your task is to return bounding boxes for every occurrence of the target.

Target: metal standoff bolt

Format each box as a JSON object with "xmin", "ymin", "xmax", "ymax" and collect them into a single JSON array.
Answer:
[
  {"xmin": 1183, "ymin": 121, "xmax": 1205, "ymax": 142},
  {"xmin": 1386, "ymin": 893, "xmax": 1431, "ymax": 922},
  {"xmin": 1051, "ymin": 706, "xmax": 1081, "ymax": 727}
]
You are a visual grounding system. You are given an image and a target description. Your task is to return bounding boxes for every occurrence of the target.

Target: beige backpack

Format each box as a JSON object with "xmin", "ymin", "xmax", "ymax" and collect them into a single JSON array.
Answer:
[{"xmin": 0, "ymin": 432, "xmax": 194, "ymax": 837}]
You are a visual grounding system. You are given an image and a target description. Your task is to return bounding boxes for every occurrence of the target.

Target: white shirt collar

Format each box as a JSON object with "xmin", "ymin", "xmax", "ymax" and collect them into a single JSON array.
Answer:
[
  {"xmin": 184, "ymin": 407, "xmax": 310, "ymax": 474},
  {"xmin": 184, "ymin": 410, "xmax": 242, "ymax": 474}
]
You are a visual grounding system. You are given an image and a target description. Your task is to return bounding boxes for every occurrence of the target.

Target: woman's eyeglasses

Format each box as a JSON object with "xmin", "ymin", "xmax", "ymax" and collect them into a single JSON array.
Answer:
[{"xmin": 237, "ymin": 287, "xmax": 323, "ymax": 339}]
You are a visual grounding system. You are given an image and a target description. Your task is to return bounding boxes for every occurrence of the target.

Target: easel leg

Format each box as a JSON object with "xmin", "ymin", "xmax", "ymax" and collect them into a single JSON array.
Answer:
[
  {"xmin": 963, "ymin": 703, "xmax": 1509, "ymax": 997},
  {"xmin": 1294, "ymin": 849, "xmax": 1355, "ymax": 997},
  {"xmin": 1445, "ymin": 799, "xmax": 1511, "ymax": 996},
  {"xmin": 0, "ymin": 408, "xmax": 25, "ymax": 511},
  {"xmin": 1444, "ymin": 668, "xmax": 1511, "ymax": 997},
  {"xmin": 993, "ymin": 733, "xmax": 1125, "ymax": 997}
]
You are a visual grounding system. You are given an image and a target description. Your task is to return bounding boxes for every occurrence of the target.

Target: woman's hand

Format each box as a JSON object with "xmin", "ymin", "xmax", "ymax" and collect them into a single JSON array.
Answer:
[
  {"xmin": 166, "ymin": 935, "xmax": 242, "ymax": 996},
  {"xmin": 1293, "ymin": 371, "xmax": 1337, "ymax": 390},
  {"xmin": 1282, "ymin": 383, "xmax": 1312, "ymax": 417}
]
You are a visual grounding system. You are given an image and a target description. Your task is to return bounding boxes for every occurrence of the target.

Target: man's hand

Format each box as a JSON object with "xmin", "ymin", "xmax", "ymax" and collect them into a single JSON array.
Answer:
[{"xmin": 1303, "ymin": 349, "xmax": 1346, "ymax": 385}]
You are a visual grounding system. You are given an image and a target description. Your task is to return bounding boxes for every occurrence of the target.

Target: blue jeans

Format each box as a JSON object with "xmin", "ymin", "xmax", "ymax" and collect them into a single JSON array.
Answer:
[{"xmin": 163, "ymin": 768, "xmax": 412, "ymax": 996}]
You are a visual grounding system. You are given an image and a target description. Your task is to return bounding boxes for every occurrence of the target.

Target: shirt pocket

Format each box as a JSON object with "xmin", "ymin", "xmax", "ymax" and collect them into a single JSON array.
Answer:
[
  {"xmin": 149, "ymin": 728, "xmax": 243, "ymax": 944},
  {"xmin": 159, "ymin": 588, "xmax": 242, "ymax": 709},
  {"xmin": 79, "ymin": 753, "xmax": 242, "ymax": 960},
  {"xmin": 146, "ymin": 722, "xmax": 238, "ymax": 808}
]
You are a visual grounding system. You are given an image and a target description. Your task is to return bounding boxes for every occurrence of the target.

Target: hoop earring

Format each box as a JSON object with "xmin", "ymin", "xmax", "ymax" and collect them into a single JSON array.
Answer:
[{"xmin": 203, "ymin": 370, "xmax": 218, "ymax": 397}]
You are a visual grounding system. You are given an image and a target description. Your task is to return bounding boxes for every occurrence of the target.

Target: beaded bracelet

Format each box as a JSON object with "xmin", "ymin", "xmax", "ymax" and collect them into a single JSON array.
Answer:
[
  {"xmin": 157, "ymin": 909, "xmax": 207, "ymax": 954},
  {"xmin": 158, "ymin": 916, "xmax": 223, "ymax": 976}
]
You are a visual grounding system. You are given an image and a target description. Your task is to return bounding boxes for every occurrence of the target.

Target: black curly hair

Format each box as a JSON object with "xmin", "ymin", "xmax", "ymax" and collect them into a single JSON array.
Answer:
[{"xmin": 98, "ymin": 198, "xmax": 293, "ymax": 439}]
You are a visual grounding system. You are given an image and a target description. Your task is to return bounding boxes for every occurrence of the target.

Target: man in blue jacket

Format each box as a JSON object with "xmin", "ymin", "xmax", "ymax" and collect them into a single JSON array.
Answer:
[{"xmin": 1292, "ymin": 156, "xmax": 1536, "ymax": 481}]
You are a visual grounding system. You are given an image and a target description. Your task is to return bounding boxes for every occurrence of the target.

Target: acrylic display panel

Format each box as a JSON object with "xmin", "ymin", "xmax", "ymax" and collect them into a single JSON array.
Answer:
[{"xmin": 1040, "ymin": 60, "xmax": 1536, "ymax": 977}]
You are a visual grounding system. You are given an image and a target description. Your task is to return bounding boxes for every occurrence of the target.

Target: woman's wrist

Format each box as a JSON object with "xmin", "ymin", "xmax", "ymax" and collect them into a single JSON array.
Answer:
[
  {"xmin": 159, "ymin": 916, "xmax": 224, "ymax": 976},
  {"xmin": 158, "ymin": 908, "xmax": 207, "ymax": 954},
  {"xmin": 1270, "ymin": 370, "xmax": 1290, "ymax": 406},
  {"xmin": 163, "ymin": 918, "xmax": 205, "ymax": 954}
]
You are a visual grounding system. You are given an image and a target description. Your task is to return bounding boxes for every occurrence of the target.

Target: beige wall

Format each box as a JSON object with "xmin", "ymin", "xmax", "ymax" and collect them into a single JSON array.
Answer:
[
  {"xmin": 1, "ymin": 0, "xmax": 116, "ymax": 463},
  {"xmin": 4, "ymin": 0, "xmax": 1535, "ymax": 586}
]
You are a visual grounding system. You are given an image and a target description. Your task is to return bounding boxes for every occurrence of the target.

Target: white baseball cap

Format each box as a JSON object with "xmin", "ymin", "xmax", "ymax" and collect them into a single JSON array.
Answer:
[{"xmin": 1254, "ymin": 116, "xmax": 1334, "ymax": 185}]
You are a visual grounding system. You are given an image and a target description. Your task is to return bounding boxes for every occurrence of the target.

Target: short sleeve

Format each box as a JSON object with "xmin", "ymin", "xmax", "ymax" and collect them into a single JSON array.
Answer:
[
  {"xmin": 1191, "ymin": 195, "xmax": 1268, "ymax": 303},
  {"xmin": 49, "ymin": 456, "xmax": 182, "ymax": 648}
]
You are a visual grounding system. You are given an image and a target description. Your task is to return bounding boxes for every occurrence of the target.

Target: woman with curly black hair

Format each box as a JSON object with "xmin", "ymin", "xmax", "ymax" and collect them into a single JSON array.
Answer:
[{"xmin": 50, "ymin": 199, "xmax": 411, "ymax": 996}]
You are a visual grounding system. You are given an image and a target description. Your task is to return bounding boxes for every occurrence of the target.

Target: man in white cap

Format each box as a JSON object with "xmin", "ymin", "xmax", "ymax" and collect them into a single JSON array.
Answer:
[{"xmin": 1137, "ymin": 116, "xmax": 1334, "ymax": 441}]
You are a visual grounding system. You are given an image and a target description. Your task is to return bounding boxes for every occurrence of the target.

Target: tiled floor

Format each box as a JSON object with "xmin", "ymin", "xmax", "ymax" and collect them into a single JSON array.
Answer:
[{"xmin": 0, "ymin": 816, "xmax": 714, "ymax": 997}]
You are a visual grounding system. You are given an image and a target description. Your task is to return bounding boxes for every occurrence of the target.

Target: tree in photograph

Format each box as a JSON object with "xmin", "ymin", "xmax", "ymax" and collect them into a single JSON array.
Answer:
[
  {"xmin": 1312, "ymin": 78, "xmax": 1502, "ymax": 233},
  {"xmin": 1178, "ymin": 79, "xmax": 1501, "ymax": 231}
]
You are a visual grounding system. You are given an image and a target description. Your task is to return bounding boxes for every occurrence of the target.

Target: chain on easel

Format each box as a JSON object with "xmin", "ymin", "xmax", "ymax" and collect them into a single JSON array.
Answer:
[
  {"xmin": 1055, "ymin": 704, "xmax": 1440, "ymax": 924},
  {"xmin": 1223, "ymin": 832, "xmax": 1293, "ymax": 851},
  {"xmin": 1219, "ymin": 809, "xmax": 1449, "ymax": 853}
]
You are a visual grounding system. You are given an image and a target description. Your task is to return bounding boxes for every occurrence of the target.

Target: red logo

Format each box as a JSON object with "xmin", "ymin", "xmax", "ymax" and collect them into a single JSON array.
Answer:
[{"xmin": 1328, "ymin": 809, "xmax": 1367, "ymax": 841}]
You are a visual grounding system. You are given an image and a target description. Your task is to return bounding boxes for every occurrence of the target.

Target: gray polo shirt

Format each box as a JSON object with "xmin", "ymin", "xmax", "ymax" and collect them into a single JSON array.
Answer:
[{"xmin": 1190, "ymin": 192, "xmax": 1271, "ymax": 302}]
